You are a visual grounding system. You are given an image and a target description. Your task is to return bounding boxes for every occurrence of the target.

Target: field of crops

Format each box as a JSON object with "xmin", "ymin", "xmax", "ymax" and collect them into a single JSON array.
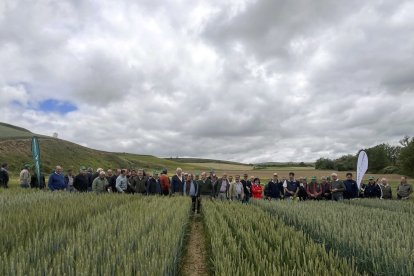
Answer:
[
  {"xmin": 0, "ymin": 191, "xmax": 191, "ymax": 275},
  {"xmin": 1, "ymin": 190, "xmax": 413, "ymax": 275}
]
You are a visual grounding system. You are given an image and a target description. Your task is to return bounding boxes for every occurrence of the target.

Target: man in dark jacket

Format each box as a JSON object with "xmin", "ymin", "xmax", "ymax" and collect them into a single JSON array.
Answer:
[
  {"xmin": 343, "ymin": 172, "xmax": 358, "ymax": 199},
  {"xmin": 267, "ymin": 173, "xmax": 283, "ymax": 200},
  {"xmin": 364, "ymin": 176, "xmax": 381, "ymax": 198},
  {"xmin": 0, "ymin": 163, "xmax": 9, "ymax": 188},
  {"xmin": 107, "ymin": 169, "xmax": 119, "ymax": 192},
  {"xmin": 31, "ymin": 173, "xmax": 46, "ymax": 189},
  {"xmin": 321, "ymin": 176, "xmax": 331, "ymax": 200},
  {"xmin": 74, "ymin": 167, "xmax": 89, "ymax": 192},
  {"xmin": 171, "ymin": 168, "xmax": 185, "ymax": 195},
  {"xmin": 283, "ymin": 172, "xmax": 299, "ymax": 200},
  {"xmin": 146, "ymin": 173, "xmax": 160, "ymax": 195},
  {"xmin": 241, "ymin": 173, "xmax": 252, "ymax": 203}
]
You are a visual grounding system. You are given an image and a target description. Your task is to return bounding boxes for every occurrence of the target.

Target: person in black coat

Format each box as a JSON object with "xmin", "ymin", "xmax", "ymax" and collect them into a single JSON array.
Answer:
[
  {"xmin": 0, "ymin": 163, "xmax": 9, "ymax": 188},
  {"xmin": 30, "ymin": 173, "xmax": 46, "ymax": 189},
  {"xmin": 267, "ymin": 173, "xmax": 283, "ymax": 200},
  {"xmin": 343, "ymin": 172, "xmax": 358, "ymax": 199},
  {"xmin": 74, "ymin": 168, "xmax": 89, "ymax": 192},
  {"xmin": 241, "ymin": 173, "xmax": 252, "ymax": 203},
  {"xmin": 364, "ymin": 177, "xmax": 381, "ymax": 198}
]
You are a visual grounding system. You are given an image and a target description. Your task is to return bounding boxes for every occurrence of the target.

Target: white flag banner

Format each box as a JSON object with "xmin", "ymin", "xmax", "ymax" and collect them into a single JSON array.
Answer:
[{"xmin": 356, "ymin": 150, "xmax": 368, "ymax": 189}]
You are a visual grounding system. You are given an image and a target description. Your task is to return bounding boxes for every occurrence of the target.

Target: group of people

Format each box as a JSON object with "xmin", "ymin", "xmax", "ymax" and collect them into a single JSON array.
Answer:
[{"xmin": 0, "ymin": 163, "xmax": 412, "ymax": 212}]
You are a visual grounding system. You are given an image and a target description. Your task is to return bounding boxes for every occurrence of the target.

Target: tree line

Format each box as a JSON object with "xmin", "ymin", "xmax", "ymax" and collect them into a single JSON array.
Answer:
[{"xmin": 315, "ymin": 136, "xmax": 414, "ymax": 176}]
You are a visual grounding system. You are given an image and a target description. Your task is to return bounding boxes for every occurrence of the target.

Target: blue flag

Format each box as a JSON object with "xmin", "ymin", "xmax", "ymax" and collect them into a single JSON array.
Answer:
[{"xmin": 31, "ymin": 136, "xmax": 42, "ymax": 187}]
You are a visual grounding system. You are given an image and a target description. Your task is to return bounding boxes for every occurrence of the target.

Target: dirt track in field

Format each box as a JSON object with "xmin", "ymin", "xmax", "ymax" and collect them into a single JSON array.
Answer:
[{"xmin": 181, "ymin": 215, "xmax": 208, "ymax": 276}]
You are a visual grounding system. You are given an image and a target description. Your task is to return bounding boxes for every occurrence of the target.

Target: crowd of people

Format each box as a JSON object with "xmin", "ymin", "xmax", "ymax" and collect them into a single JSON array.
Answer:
[{"xmin": 0, "ymin": 163, "xmax": 412, "ymax": 212}]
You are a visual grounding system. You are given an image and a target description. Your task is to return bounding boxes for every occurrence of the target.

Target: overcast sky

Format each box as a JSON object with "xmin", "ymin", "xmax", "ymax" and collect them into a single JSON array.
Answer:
[{"xmin": 1, "ymin": 0, "xmax": 413, "ymax": 163}]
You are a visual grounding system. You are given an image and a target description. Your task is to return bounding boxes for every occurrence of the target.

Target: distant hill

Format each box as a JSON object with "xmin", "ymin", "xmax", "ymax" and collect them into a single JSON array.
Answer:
[
  {"xmin": 0, "ymin": 122, "xmax": 206, "ymax": 173},
  {"xmin": 165, "ymin": 157, "xmax": 250, "ymax": 166}
]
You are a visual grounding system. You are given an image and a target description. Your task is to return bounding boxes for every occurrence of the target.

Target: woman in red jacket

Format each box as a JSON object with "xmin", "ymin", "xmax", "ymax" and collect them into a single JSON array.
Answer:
[{"xmin": 251, "ymin": 178, "xmax": 263, "ymax": 199}]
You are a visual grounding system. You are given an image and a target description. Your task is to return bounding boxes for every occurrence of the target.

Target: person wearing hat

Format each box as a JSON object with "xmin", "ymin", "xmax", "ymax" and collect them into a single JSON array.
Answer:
[
  {"xmin": 343, "ymin": 172, "xmax": 358, "ymax": 200},
  {"xmin": 48, "ymin": 166, "xmax": 66, "ymax": 191},
  {"xmin": 73, "ymin": 166, "xmax": 89, "ymax": 192},
  {"xmin": 267, "ymin": 173, "xmax": 283, "ymax": 200},
  {"xmin": 92, "ymin": 171, "xmax": 109, "ymax": 193},
  {"xmin": 306, "ymin": 176, "xmax": 322, "ymax": 200},
  {"xmin": 363, "ymin": 176, "xmax": 381, "ymax": 198},
  {"xmin": 19, "ymin": 164, "xmax": 31, "ymax": 188}
]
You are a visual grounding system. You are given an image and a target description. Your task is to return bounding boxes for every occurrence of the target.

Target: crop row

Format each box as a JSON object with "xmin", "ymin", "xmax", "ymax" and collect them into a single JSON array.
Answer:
[
  {"xmin": 254, "ymin": 200, "xmax": 414, "ymax": 275},
  {"xmin": 203, "ymin": 200, "xmax": 360, "ymax": 275},
  {"xmin": 0, "ymin": 193, "xmax": 191, "ymax": 275}
]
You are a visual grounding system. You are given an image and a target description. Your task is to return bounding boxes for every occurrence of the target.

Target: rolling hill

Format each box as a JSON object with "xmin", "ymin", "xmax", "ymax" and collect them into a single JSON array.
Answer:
[{"xmin": 0, "ymin": 122, "xmax": 207, "ymax": 174}]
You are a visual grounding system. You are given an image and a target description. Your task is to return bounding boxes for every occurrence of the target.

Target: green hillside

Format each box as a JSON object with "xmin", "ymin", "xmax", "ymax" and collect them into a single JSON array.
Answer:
[{"xmin": 0, "ymin": 123, "xmax": 206, "ymax": 174}]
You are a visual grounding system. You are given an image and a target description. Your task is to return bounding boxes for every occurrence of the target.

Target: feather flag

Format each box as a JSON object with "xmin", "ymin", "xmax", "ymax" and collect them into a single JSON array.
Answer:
[{"xmin": 356, "ymin": 150, "xmax": 368, "ymax": 189}]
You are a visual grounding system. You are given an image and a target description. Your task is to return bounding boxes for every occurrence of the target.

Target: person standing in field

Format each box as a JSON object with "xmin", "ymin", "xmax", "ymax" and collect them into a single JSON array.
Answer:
[
  {"xmin": 217, "ymin": 173, "xmax": 230, "ymax": 200},
  {"xmin": 171, "ymin": 168, "xmax": 185, "ymax": 195},
  {"xmin": 19, "ymin": 164, "xmax": 31, "ymax": 188},
  {"xmin": 228, "ymin": 175, "xmax": 238, "ymax": 200},
  {"xmin": 30, "ymin": 172, "xmax": 45, "ymax": 189},
  {"xmin": 116, "ymin": 169, "xmax": 133, "ymax": 193},
  {"xmin": 107, "ymin": 169, "xmax": 119, "ymax": 192},
  {"xmin": 343, "ymin": 172, "xmax": 358, "ymax": 200},
  {"xmin": 379, "ymin": 178, "xmax": 392, "ymax": 199},
  {"xmin": 197, "ymin": 171, "xmax": 213, "ymax": 211},
  {"xmin": 330, "ymin": 173, "xmax": 346, "ymax": 201},
  {"xmin": 267, "ymin": 173, "xmax": 283, "ymax": 200},
  {"xmin": 396, "ymin": 176, "xmax": 412, "ymax": 200},
  {"xmin": 73, "ymin": 167, "xmax": 89, "ymax": 192},
  {"xmin": 306, "ymin": 176, "xmax": 322, "ymax": 200},
  {"xmin": 364, "ymin": 176, "xmax": 381, "ymax": 198},
  {"xmin": 230, "ymin": 175, "xmax": 244, "ymax": 201},
  {"xmin": 48, "ymin": 166, "xmax": 66, "ymax": 191},
  {"xmin": 159, "ymin": 169, "xmax": 170, "ymax": 196},
  {"xmin": 320, "ymin": 176, "xmax": 331, "ymax": 200},
  {"xmin": 86, "ymin": 167, "xmax": 94, "ymax": 191},
  {"xmin": 210, "ymin": 173, "xmax": 219, "ymax": 199},
  {"xmin": 184, "ymin": 174, "xmax": 200, "ymax": 212},
  {"xmin": 241, "ymin": 173, "xmax": 252, "ymax": 203},
  {"xmin": 146, "ymin": 173, "xmax": 160, "ymax": 195},
  {"xmin": 283, "ymin": 172, "xmax": 299, "ymax": 200},
  {"xmin": 298, "ymin": 177, "xmax": 308, "ymax": 201},
  {"xmin": 92, "ymin": 171, "xmax": 109, "ymax": 193},
  {"xmin": 251, "ymin": 178, "xmax": 263, "ymax": 199},
  {"xmin": 0, "ymin": 163, "xmax": 9, "ymax": 188},
  {"xmin": 65, "ymin": 169, "xmax": 76, "ymax": 192}
]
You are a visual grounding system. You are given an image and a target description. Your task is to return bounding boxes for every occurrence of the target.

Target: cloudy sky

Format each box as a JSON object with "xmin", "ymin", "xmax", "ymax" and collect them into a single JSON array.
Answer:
[{"xmin": 1, "ymin": 0, "xmax": 414, "ymax": 163}]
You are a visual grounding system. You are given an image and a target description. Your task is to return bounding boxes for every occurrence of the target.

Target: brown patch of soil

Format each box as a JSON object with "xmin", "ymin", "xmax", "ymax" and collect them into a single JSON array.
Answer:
[{"xmin": 181, "ymin": 215, "xmax": 208, "ymax": 276}]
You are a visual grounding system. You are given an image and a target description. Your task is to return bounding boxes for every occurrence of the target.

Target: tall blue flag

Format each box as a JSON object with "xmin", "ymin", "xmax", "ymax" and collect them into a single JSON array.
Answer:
[{"xmin": 31, "ymin": 136, "xmax": 42, "ymax": 188}]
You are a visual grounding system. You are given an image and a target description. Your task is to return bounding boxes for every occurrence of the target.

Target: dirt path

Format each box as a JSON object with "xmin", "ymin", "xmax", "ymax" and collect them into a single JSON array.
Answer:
[{"xmin": 181, "ymin": 214, "xmax": 209, "ymax": 276}]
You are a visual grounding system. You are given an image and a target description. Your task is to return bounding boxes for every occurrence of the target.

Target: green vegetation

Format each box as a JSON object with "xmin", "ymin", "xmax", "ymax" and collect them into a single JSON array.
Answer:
[
  {"xmin": 254, "ymin": 199, "xmax": 414, "ymax": 275},
  {"xmin": 166, "ymin": 157, "xmax": 247, "ymax": 166},
  {"xmin": 203, "ymin": 201, "xmax": 360, "ymax": 275},
  {"xmin": 0, "ymin": 192, "xmax": 191, "ymax": 275}
]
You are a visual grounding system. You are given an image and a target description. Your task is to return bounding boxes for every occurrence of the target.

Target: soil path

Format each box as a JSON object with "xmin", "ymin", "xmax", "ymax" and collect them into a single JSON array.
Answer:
[{"xmin": 181, "ymin": 214, "xmax": 208, "ymax": 276}]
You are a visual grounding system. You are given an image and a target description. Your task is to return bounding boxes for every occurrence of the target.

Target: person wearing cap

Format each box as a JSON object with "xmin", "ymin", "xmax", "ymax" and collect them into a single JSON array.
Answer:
[
  {"xmin": 19, "ymin": 164, "xmax": 31, "ymax": 188},
  {"xmin": 267, "ymin": 173, "xmax": 283, "ymax": 200},
  {"xmin": 364, "ymin": 176, "xmax": 381, "ymax": 198},
  {"xmin": 343, "ymin": 172, "xmax": 358, "ymax": 200},
  {"xmin": 0, "ymin": 163, "xmax": 9, "ymax": 188},
  {"xmin": 379, "ymin": 178, "xmax": 392, "ymax": 199},
  {"xmin": 283, "ymin": 172, "xmax": 299, "ymax": 200},
  {"xmin": 48, "ymin": 166, "xmax": 66, "ymax": 191},
  {"xmin": 251, "ymin": 177, "xmax": 263, "ymax": 199},
  {"xmin": 306, "ymin": 176, "xmax": 322, "ymax": 200},
  {"xmin": 92, "ymin": 171, "xmax": 109, "ymax": 193},
  {"xmin": 330, "ymin": 173, "xmax": 346, "ymax": 201},
  {"xmin": 74, "ymin": 166, "xmax": 90, "ymax": 192},
  {"xmin": 241, "ymin": 174, "xmax": 252, "ymax": 203},
  {"xmin": 320, "ymin": 176, "xmax": 331, "ymax": 200},
  {"xmin": 396, "ymin": 176, "xmax": 412, "ymax": 200},
  {"xmin": 159, "ymin": 169, "xmax": 170, "ymax": 196}
]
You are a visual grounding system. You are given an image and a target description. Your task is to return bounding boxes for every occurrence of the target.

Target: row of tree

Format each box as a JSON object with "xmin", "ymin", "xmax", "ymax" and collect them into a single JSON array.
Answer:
[{"xmin": 315, "ymin": 136, "xmax": 414, "ymax": 177}]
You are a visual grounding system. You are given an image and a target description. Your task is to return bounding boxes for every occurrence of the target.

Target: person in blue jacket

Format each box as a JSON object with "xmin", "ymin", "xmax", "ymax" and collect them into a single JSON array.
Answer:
[
  {"xmin": 48, "ymin": 166, "xmax": 66, "ymax": 191},
  {"xmin": 343, "ymin": 172, "xmax": 358, "ymax": 199}
]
